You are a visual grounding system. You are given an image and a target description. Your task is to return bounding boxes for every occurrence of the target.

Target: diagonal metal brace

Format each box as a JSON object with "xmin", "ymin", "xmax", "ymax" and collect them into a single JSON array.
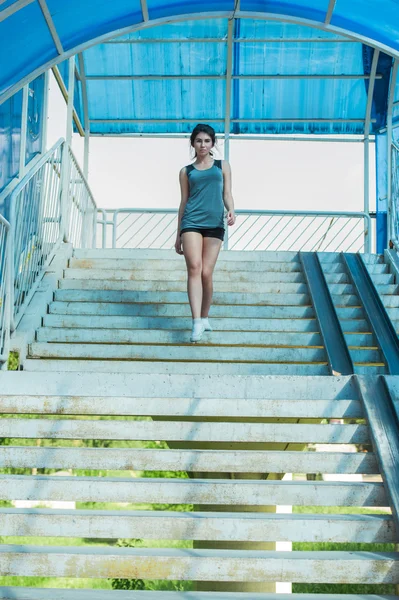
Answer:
[
  {"xmin": 356, "ymin": 375, "xmax": 399, "ymax": 533},
  {"xmin": 343, "ymin": 253, "xmax": 399, "ymax": 374},
  {"xmin": 300, "ymin": 252, "xmax": 353, "ymax": 375}
]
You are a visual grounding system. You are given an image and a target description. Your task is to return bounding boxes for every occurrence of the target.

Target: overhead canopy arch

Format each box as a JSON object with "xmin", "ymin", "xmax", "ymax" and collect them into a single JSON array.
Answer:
[{"xmin": 1, "ymin": 0, "xmax": 399, "ymax": 105}]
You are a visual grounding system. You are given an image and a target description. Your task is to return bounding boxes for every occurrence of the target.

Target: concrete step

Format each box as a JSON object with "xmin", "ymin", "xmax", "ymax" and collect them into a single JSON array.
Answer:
[
  {"xmin": 56, "ymin": 286, "xmax": 363, "ymax": 308},
  {"xmin": 43, "ymin": 314, "xmax": 371, "ymax": 333},
  {"xmin": 28, "ymin": 342, "xmax": 328, "ymax": 362},
  {"xmin": 62, "ymin": 275, "xmax": 313, "ymax": 294},
  {"xmin": 73, "ymin": 248, "xmax": 301, "ymax": 262},
  {"xmin": 0, "ymin": 474, "xmax": 387, "ymax": 506},
  {"xmin": 377, "ymin": 295, "xmax": 399, "ymax": 307},
  {"xmin": 36, "ymin": 327, "xmax": 378, "ymax": 349},
  {"xmin": 29, "ymin": 341, "xmax": 383, "ymax": 364},
  {"xmin": 322, "ymin": 262, "xmax": 388, "ymax": 274},
  {"xmin": 51, "ymin": 298, "xmax": 364, "ymax": 320},
  {"xmin": 22, "ymin": 359, "xmax": 330, "ymax": 375},
  {"xmin": 63, "ymin": 275, "xmax": 369, "ymax": 297},
  {"xmin": 68, "ymin": 260, "xmax": 305, "ymax": 276},
  {"xmin": 2, "ymin": 446, "xmax": 379, "ymax": 474},
  {"xmin": 0, "ymin": 372, "xmax": 357, "ymax": 400},
  {"xmin": 66, "ymin": 267, "xmax": 395, "ymax": 286},
  {"xmin": 0, "ymin": 507, "xmax": 391, "ymax": 541},
  {"xmin": 51, "ymin": 297, "xmax": 317, "ymax": 318},
  {"xmin": 1, "ymin": 419, "xmax": 370, "ymax": 444},
  {"xmin": 0, "ymin": 590, "xmax": 397, "ymax": 600},
  {"xmin": 319, "ymin": 253, "xmax": 384, "ymax": 265},
  {"xmin": 0, "ymin": 394, "xmax": 364, "ymax": 420},
  {"xmin": 74, "ymin": 248, "xmax": 386, "ymax": 265},
  {"xmin": 36, "ymin": 328, "xmax": 324, "ymax": 347},
  {"xmin": 0, "ymin": 545, "xmax": 396, "ymax": 583},
  {"xmin": 43, "ymin": 314, "xmax": 321, "ymax": 332},
  {"xmin": 57, "ymin": 283, "xmax": 312, "ymax": 306},
  {"xmin": 70, "ymin": 257, "xmax": 305, "ymax": 272},
  {"xmin": 354, "ymin": 364, "xmax": 386, "ymax": 374}
]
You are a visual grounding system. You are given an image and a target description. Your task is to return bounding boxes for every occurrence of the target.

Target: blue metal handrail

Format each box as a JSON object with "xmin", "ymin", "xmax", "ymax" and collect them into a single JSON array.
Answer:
[
  {"xmin": 8, "ymin": 138, "xmax": 98, "ymax": 332},
  {"xmin": 0, "ymin": 214, "xmax": 11, "ymax": 364},
  {"xmin": 97, "ymin": 207, "xmax": 372, "ymax": 253}
]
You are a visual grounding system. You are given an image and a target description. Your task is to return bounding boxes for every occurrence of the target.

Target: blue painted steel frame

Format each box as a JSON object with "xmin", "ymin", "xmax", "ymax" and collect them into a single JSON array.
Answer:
[
  {"xmin": 300, "ymin": 251, "xmax": 353, "ymax": 376},
  {"xmin": 343, "ymin": 252, "xmax": 399, "ymax": 375},
  {"xmin": 356, "ymin": 375, "xmax": 399, "ymax": 532}
]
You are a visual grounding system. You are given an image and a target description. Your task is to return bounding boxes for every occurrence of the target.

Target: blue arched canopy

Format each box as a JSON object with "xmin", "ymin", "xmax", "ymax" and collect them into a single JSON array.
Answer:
[
  {"xmin": 1, "ymin": 1, "xmax": 399, "ymax": 253},
  {"xmin": 1, "ymin": 2, "xmax": 399, "ymax": 136}
]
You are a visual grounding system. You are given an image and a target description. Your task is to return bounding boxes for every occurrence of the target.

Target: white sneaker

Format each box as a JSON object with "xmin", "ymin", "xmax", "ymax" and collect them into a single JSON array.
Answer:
[
  {"xmin": 190, "ymin": 321, "xmax": 205, "ymax": 342},
  {"xmin": 202, "ymin": 318, "xmax": 213, "ymax": 331}
]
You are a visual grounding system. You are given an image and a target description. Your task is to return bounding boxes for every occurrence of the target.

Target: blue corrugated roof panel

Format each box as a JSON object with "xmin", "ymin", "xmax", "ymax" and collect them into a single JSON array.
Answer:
[
  {"xmin": 0, "ymin": 2, "xmax": 55, "ymax": 95},
  {"xmin": 88, "ymin": 78, "xmax": 225, "ymax": 131},
  {"xmin": 332, "ymin": 0, "xmax": 399, "ymax": 54},
  {"xmin": 46, "ymin": 0, "xmax": 143, "ymax": 51},
  {"xmin": 1, "ymin": 0, "xmax": 399, "ymax": 105},
  {"xmin": 84, "ymin": 41, "xmax": 227, "ymax": 77}
]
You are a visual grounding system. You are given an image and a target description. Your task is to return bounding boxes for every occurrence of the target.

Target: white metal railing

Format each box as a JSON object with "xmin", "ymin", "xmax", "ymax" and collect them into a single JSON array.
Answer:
[
  {"xmin": 7, "ymin": 139, "xmax": 97, "ymax": 333},
  {"xmin": 0, "ymin": 215, "xmax": 11, "ymax": 363},
  {"xmin": 391, "ymin": 142, "xmax": 399, "ymax": 252},
  {"xmin": 97, "ymin": 208, "xmax": 371, "ymax": 253},
  {"xmin": 66, "ymin": 147, "xmax": 97, "ymax": 249}
]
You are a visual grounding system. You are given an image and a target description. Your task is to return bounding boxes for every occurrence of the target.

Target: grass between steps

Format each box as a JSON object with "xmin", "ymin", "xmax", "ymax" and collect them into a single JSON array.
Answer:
[{"xmin": 0, "ymin": 504, "xmax": 395, "ymax": 593}]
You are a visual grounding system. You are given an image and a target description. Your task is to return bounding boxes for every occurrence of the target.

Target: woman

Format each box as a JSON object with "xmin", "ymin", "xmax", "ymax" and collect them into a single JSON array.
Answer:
[{"xmin": 175, "ymin": 124, "xmax": 236, "ymax": 342}]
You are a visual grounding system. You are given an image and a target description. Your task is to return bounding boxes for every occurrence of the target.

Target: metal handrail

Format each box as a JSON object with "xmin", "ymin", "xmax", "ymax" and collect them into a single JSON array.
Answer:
[
  {"xmin": 390, "ymin": 143, "xmax": 399, "ymax": 253},
  {"xmin": 66, "ymin": 146, "xmax": 98, "ymax": 249},
  {"xmin": 8, "ymin": 138, "xmax": 98, "ymax": 332},
  {"xmin": 97, "ymin": 207, "xmax": 372, "ymax": 253},
  {"xmin": 0, "ymin": 214, "xmax": 11, "ymax": 364}
]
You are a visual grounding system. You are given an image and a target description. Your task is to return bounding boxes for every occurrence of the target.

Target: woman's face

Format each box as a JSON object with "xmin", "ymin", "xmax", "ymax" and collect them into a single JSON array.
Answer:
[{"xmin": 193, "ymin": 132, "xmax": 214, "ymax": 157}]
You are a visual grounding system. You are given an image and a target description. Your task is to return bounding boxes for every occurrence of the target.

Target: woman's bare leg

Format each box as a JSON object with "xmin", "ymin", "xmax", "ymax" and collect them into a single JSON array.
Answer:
[
  {"xmin": 201, "ymin": 237, "xmax": 223, "ymax": 318},
  {"xmin": 181, "ymin": 232, "xmax": 203, "ymax": 319}
]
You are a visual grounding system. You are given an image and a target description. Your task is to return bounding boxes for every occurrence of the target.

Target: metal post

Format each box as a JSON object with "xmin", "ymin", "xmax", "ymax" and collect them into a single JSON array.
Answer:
[
  {"xmin": 363, "ymin": 50, "xmax": 379, "ymax": 253},
  {"xmin": 65, "ymin": 58, "xmax": 75, "ymax": 148},
  {"xmin": 78, "ymin": 53, "xmax": 90, "ymax": 180},
  {"xmin": 387, "ymin": 60, "xmax": 398, "ymax": 248},
  {"xmin": 18, "ymin": 84, "xmax": 29, "ymax": 179},
  {"xmin": 41, "ymin": 70, "xmax": 50, "ymax": 154},
  {"xmin": 84, "ymin": 129, "xmax": 90, "ymax": 179},
  {"xmin": 61, "ymin": 57, "xmax": 76, "ymax": 242},
  {"xmin": 224, "ymin": 18, "xmax": 234, "ymax": 163}
]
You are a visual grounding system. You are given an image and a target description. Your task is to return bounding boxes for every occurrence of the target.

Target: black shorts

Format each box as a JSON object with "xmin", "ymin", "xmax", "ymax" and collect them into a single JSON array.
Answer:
[{"xmin": 180, "ymin": 227, "xmax": 225, "ymax": 241}]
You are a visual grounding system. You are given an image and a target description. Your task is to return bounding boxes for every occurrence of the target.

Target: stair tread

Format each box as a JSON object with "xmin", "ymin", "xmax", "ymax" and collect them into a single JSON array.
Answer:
[{"xmin": 0, "ymin": 589, "xmax": 397, "ymax": 600}]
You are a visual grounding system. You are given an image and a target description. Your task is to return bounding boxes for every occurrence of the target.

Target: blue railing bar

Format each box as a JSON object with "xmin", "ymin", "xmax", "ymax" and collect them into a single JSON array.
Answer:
[
  {"xmin": 0, "ymin": 214, "xmax": 11, "ymax": 363},
  {"xmin": 300, "ymin": 252, "xmax": 354, "ymax": 376},
  {"xmin": 343, "ymin": 253, "xmax": 399, "ymax": 375},
  {"xmin": 10, "ymin": 139, "xmax": 64, "ymax": 201},
  {"xmin": 355, "ymin": 375, "xmax": 399, "ymax": 531}
]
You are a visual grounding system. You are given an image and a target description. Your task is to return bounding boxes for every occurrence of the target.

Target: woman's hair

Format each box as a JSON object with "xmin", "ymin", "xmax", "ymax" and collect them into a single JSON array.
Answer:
[{"xmin": 190, "ymin": 123, "xmax": 217, "ymax": 157}]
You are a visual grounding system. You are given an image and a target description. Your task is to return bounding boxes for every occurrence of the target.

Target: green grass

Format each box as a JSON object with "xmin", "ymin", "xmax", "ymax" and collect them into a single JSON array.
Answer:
[
  {"xmin": 7, "ymin": 351, "xmax": 19, "ymax": 370},
  {"xmin": 292, "ymin": 504, "xmax": 396, "ymax": 594}
]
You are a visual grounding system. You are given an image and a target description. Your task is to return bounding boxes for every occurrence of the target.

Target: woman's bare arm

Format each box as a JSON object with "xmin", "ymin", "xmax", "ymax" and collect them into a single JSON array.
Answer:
[
  {"xmin": 222, "ymin": 161, "xmax": 236, "ymax": 226},
  {"xmin": 175, "ymin": 167, "xmax": 189, "ymax": 254}
]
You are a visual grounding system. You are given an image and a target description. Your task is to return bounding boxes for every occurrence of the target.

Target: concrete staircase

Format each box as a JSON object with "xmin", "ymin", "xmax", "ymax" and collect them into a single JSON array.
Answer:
[
  {"xmin": 23, "ymin": 249, "xmax": 391, "ymax": 374},
  {"xmin": 0, "ymin": 370, "xmax": 397, "ymax": 597},
  {"xmin": 0, "ymin": 248, "xmax": 398, "ymax": 598}
]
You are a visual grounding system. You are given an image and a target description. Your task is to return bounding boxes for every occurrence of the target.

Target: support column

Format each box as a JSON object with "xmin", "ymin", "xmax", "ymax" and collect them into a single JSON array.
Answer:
[
  {"xmin": 364, "ymin": 49, "xmax": 379, "ymax": 253},
  {"xmin": 61, "ymin": 57, "xmax": 75, "ymax": 242},
  {"xmin": 18, "ymin": 85, "xmax": 29, "ymax": 180}
]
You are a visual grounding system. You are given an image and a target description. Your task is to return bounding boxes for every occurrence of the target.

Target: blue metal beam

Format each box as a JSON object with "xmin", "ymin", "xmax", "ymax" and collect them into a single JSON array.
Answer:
[
  {"xmin": 343, "ymin": 252, "xmax": 399, "ymax": 374},
  {"xmin": 300, "ymin": 252, "xmax": 353, "ymax": 376},
  {"xmin": 356, "ymin": 375, "xmax": 399, "ymax": 532}
]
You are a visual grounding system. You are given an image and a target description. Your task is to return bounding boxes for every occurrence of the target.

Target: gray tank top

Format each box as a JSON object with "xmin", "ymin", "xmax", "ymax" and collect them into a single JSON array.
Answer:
[{"xmin": 180, "ymin": 159, "xmax": 225, "ymax": 231}]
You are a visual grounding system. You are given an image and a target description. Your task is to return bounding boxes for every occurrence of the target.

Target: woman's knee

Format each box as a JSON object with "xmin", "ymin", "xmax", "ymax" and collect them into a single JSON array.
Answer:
[
  {"xmin": 187, "ymin": 260, "xmax": 202, "ymax": 277},
  {"xmin": 202, "ymin": 266, "xmax": 214, "ymax": 282}
]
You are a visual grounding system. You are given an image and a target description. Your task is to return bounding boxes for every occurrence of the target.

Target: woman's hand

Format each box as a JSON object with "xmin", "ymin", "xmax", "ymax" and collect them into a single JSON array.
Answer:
[
  {"xmin": 227, "ymin": 210, "xmax": 236, "ymax": 226},
  {"xmin": 175, "ymin": 235, "xmax": 184, "ymax": 255}
]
